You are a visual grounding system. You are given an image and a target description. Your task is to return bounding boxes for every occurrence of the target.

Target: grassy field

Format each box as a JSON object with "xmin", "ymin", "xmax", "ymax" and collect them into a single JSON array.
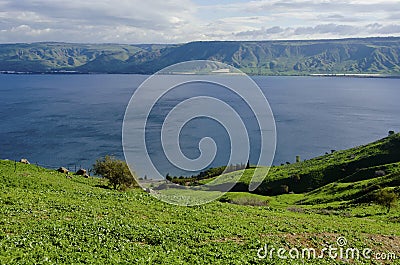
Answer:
[{"xmin": 1, "ymin": 135, "xmax": 400, "ymax": 264}]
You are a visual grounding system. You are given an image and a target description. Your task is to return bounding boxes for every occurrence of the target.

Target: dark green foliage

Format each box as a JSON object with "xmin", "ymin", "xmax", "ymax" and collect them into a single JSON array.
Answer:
[
  {"xmin": 170, "ymin": 166, "xmax": 227, "ymax": 185},
  {"xmin": 93, "ymin": 156, "xmax": 137, "ymax": 190},
  {"xmin": 375, "ymin": 189, "xmax": 398, "ymax": 213}
]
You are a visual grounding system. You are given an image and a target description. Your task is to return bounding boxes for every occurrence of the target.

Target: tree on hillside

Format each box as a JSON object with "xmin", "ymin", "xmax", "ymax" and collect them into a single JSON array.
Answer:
[
  {"xmin": 93, "ymin": 156, "xmax": 137, "ymax": 190},
  {"xmin": 375, "ymin": 189, "xmax": 398, "ymax": 213}
]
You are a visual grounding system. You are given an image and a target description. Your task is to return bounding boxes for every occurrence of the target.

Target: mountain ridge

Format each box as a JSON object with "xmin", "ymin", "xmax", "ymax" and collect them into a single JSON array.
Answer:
[{"xmin": 1, "ymin": 37, "xmax": 400, "ymax": 75}]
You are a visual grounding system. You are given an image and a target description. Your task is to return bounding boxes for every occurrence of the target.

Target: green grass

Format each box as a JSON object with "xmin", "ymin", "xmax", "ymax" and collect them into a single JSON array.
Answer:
[
  {"xmin": 1, "ymin": 157, "xmax": 400, "ymax": 264},
  {"xmin": 202, "ymin": 133, "xmax": 400, "ymax": 199},
  {"xmin": 218, "ymin": 192, "xmax": 271, "ymax": 206}
]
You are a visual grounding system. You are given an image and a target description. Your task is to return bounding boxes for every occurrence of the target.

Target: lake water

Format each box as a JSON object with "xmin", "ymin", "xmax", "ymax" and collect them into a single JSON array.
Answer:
[{"xmin": 0, "ymin": 74, "xmax": 399, "ymax": 176}]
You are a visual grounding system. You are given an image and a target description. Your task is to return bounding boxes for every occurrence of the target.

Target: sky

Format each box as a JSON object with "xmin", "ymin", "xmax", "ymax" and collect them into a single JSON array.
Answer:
[{"xmin": 0, "ymin": 0, "xmax": 400, "ymax": 44}]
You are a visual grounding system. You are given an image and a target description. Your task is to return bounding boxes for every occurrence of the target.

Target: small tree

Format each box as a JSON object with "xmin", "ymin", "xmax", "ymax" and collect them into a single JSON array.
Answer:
[
  {"xmin": 93, "ymin": 156, "xmax": 137, "ymax": 190},
  {"xmin": 388, "ymin": 130, "xmax": 395, "ymax": 136},
  {"xmin": 375, "ymin": 189, "xmax": 398, "ymax": 213}
]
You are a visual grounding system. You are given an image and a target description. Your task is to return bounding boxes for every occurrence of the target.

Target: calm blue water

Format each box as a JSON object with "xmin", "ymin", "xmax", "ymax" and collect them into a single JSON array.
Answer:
[{"xmin": 0, "ymin": 74, "xmax": 399, "ymax": 175}]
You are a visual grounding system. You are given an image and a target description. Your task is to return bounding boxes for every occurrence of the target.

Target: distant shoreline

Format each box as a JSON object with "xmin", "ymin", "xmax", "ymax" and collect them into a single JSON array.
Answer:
[
  {"xmin": 1, "ymin": 71, "xmax": 400, "ymax": 79},
  {"xmin": 309, "ymin": 73, "xmax": 400, "ymax": 79}
]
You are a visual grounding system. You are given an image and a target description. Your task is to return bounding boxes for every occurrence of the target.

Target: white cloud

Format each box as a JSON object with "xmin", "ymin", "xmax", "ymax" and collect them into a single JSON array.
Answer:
[
  {"xmin": 0, "ymin": 0, "xmax": 399, "ymax": 43},
  {"xmin": 229, "ymin": 23, "xmax": 400, "ymax": 41}
]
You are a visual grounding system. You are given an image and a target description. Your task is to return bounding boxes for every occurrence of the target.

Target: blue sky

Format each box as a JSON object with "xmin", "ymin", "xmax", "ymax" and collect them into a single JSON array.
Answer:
[{"xmin": 0, "ymin": 0, "xmax": 399, "ymax": 43}]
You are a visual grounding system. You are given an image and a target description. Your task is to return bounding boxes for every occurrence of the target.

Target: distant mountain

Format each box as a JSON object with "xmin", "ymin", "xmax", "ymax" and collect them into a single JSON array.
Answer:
[{"xmin": 1, "ymin": 37, "xmax": 400, "ymax": 75}]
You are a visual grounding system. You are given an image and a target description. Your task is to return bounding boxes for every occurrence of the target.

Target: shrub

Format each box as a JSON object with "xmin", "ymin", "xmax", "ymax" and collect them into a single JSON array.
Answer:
[
  {"xmin": 230, "ymin": 196, "xmax": 269, "ymax": 206},
  {"xmin": 93, "ymin": 156, "xmax": 137, "ymax": 190},
  {"xmin": 287, "ymin": 206, "xmax": 305, "ymax": 213},
  {"xmin": 375, "ymin": 189, "xmax": 398, "ymax": 213}
]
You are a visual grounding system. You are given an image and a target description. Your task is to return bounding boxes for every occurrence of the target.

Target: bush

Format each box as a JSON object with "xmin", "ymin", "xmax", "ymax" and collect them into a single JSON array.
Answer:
[
  {"xmin": 287, "ymin": 206, "xmax": 305, "ymax": 213},
  {"xmin": 93, "ymin": 156, "xmax": 137, "ymax": 190},
  {"xmin": 230, "ymin": 196, "xmax": 269, "ymax": 206},
  {"xmin": 375, "ymin": 189, "xmax": 398, "ymax": 213}
]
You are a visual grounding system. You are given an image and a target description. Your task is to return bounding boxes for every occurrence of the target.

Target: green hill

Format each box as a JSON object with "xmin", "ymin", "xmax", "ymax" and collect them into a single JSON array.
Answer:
[
  {"xmin": 1, "ymin": 134, "xmax": 400, "ymax": 263},
  {"xmin": 1, "ymin": 37, "xmax": 400, "ymax": 75},
  {"xmin": 201, "ymin": 133, "xmax": 400, "ymax": 206}
]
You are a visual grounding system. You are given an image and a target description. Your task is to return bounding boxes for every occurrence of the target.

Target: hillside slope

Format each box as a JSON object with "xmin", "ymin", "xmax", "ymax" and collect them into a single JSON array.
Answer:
[
  {"xmin": 1, "ymin": 158, "xmax": 399, "ymax": 264},
  {"xmin": 1, "ymin": 37, "xmax": 400, "ymax": 75},
  {"xmin": 198, "ymin": 133, "xmax": 400, "ymax": 207}
]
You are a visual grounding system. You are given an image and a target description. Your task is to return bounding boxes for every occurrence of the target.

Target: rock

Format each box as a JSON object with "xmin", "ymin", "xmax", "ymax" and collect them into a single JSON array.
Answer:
[
  {"xmin": 19, "ymin": 158, "xmax": 30, "ymax": 164},
  {"xmin": 57, "ymin": 167, "xmax": 69, "ymax": 174},
  {"xmin": 75, "ymin": 169, "xmax": 87, "ymax": 176}
]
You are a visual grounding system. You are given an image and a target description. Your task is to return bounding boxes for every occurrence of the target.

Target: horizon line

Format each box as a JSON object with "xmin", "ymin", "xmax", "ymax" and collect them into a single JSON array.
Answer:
[{"xmin": 1, "ymin": 36, "xmax": 400, "ymax": 46}]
